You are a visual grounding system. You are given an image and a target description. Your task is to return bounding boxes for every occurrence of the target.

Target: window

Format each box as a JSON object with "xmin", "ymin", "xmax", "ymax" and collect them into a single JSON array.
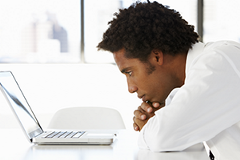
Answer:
[
  {"xmin": 84, "ymin": 0, "xmax": 197, "ymax": 63},
  {"xmin": 203, "ymin": 0, "xmax": 240, "ymax": 42},
  {"xmin": 0, "ymin": 0, "xmax": 80, "ymax": 63},
  {"xmin": 154, "ymin": 0, "xmax": 197, "ymax": 30},
  {"xmin": 0, "ymin": 0, "xmax": 199, "ymax": 63},
  {"xmin": 84, "ymin": 0, "xmax": 122, "ymax": 63}
]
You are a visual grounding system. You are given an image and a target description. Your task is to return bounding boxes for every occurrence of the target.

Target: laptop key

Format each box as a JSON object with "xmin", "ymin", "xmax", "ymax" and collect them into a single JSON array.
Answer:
[
  {"xmin": 41, "ymin": 131, "xmax": 55, "ymax": 138},
  {"xmin": 52, "ymin": 131, "xmax": 68, "ymax": 138},
  {"xmin": 72, "ymin": 131, "xmax": 85, "ymax": 138},
  {"xmin": 59, "ymin": 131, "xmax": 73, "ymax": 138},
  {"xmin": 66, "ymin": 132, "xmax": 77, "ymax": 138},
  {"xmin": 56, "ymin": 131, "xmax": 67, "ymax": 138},
  {"xmin": 47, "ymin": 131, "xmax": 61, "ymax": 138}
]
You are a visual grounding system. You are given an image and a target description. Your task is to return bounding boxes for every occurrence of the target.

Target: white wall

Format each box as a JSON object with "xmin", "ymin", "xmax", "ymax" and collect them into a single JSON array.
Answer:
[{"xmin": 0, "ymin": 64, "xmax": 141, "ymax": 129}]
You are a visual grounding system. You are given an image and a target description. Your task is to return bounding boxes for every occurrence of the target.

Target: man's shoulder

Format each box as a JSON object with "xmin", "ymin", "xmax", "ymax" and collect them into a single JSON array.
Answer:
[{"xmin": 204, "ymin": 40, "xmax": 240, "ymax": 52}]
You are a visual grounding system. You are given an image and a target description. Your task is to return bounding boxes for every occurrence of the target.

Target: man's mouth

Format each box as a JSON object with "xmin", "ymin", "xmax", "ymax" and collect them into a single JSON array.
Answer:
[{"xmin": 138, "ymin": 95, "xmax": 146, "ymax": 102}]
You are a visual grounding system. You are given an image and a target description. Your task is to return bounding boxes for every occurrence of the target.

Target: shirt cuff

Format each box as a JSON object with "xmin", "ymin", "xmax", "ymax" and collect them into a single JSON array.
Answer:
[{"xmin": 137, "ymin": 120, "xmax": 150, "ymax": 150}]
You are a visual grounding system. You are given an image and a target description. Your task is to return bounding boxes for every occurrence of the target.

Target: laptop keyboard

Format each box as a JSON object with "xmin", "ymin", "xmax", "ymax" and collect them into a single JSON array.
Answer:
[{"xmin": 41, "ymin": 131, "xmax": 85, "ymax": 138}]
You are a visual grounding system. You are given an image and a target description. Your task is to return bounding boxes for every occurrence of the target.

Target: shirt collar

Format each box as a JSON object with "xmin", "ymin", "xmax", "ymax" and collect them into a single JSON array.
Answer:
[{"xmin": 185, "ymin": 42, "xmax": 205, "ymax": 74}]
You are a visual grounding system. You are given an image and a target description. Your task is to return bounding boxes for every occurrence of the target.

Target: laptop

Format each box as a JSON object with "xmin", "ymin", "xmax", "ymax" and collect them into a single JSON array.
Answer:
[{"xmin": 0, "ymin": 71, "xmax": 115, "ymax": 145}]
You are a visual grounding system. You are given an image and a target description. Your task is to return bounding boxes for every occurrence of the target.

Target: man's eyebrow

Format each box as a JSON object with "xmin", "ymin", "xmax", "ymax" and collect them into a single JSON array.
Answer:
[{"xmin": 121, "ymin": 67, "xmax": 132, "ymax": 74}]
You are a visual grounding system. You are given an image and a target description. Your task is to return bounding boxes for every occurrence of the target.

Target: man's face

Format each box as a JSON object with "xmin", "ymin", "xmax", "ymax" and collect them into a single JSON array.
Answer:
[{"xmin": 113, "ymin": 48, "xmax": 176, "ymax": 104}]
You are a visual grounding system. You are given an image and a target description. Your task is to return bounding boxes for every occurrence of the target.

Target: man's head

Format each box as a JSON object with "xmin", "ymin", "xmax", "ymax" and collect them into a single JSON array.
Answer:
[
  {"xmin": 113, "ymin": 47, "xmax": 186, "ymax": 104},
  {"xmin": 97, "ymin": 1, "xmax": 198, "ymax": 103},
  {"xmin": 97, "ymin": 1, "xmax": 199, "ymax": 62}
]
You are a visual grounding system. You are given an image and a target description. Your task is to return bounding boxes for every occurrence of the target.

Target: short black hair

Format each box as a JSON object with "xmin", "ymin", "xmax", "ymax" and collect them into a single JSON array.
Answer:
[{"xmin": 97, "ymin": 1, "xmax": 199, "ymax": 62}]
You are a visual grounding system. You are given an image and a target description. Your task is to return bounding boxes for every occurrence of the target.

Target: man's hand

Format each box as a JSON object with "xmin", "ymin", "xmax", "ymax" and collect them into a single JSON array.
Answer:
[{"xmin": 133, "ymin": 101, "xmax": 165, "ymax": 131}]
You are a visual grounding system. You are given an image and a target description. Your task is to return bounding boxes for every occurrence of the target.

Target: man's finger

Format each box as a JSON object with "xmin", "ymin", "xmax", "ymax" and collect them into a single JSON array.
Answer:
[
  {"xmin": 133, "ymin": 116, "xmax": 148, "ymax": 131},
  {"xmin": 133, "ymin": 117, "xmax": 139, "ymax": 131},
  {"xmin": 152, "ymin": 102, "xmax": 160, "ymax": 108},
  {"xmin": 152, "ymin": 102, "xmax": 165, "ymax": 110},
  {"xmin": 133, "ymin": 121, "xmax": 139, "ymax": 131},
  {"xmin": 141, "ymin": 102, "xmax": 153, "ymax": 113},
  {"xmin": 134, "ymin": 109, "xmax": 147, "ymax": 120}
]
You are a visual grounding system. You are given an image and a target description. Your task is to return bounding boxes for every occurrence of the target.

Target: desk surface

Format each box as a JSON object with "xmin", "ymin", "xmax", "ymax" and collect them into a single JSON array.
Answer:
[{"xmin": 0, "ymin": 129, "xmax": 209, "ymax": 160}]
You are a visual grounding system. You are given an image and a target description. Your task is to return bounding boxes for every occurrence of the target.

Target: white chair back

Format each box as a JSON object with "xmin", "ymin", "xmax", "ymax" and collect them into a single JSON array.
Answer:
[{"xmin": 48, "ymin": 107, "xmax": 125, "ymax": 130}]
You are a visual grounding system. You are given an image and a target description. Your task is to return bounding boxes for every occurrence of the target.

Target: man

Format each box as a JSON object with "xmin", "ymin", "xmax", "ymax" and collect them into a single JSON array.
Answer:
[{"xmin": 97, "ymin": 1, "xmax": 240, "ymax": 159}]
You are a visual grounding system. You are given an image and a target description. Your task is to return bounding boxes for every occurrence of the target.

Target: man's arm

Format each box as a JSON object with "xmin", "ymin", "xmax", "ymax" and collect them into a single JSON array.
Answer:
[
  {"xmin": 137, "ymin": 51, "xmax": 240, "ymax": 151},
  {"xmin": 133, "ymin": 88, "xmax": 179, "ymax": 131}
]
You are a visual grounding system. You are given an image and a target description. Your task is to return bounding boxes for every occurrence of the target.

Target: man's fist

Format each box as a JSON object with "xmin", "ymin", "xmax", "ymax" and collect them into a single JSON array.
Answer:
[{"xmin": 133, "ymin": 101, "xmax": 165, "ymax": 131}]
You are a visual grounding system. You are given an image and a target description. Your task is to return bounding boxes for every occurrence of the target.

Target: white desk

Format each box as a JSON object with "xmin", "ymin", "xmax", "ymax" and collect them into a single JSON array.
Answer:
[{"xmin": 0, "ymin": 129, "xmax": 209, "ymax": 160}]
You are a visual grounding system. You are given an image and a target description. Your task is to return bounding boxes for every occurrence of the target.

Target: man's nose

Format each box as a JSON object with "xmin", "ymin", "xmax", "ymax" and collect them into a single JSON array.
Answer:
[{"xmin": 127, "ymin": 80, "xmax": 138, "ymax": 93}]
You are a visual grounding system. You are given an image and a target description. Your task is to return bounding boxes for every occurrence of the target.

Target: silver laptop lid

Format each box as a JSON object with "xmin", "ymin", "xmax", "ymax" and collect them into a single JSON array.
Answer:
[{"xmin": 0, "ymin": 71, "xmax": 43, "ymax": 142}]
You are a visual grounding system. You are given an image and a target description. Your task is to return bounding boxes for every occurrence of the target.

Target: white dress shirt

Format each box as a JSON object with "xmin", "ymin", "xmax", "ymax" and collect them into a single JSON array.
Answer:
[{"xmin": 138, "ymin": 41, "xmax": 240, "ymax": 159}]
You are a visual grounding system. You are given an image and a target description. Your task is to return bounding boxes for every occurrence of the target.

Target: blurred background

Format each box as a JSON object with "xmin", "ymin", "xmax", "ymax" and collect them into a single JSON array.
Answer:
[{"xmin": 0, "ymin": 0, "xmax": 240, "ymax": 130}]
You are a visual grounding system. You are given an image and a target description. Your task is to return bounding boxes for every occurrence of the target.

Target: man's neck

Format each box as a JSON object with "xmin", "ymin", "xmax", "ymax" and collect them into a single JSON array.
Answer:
[{"xmin": 164, "ymin": 52, "xmax": 188, "ymax": 87}]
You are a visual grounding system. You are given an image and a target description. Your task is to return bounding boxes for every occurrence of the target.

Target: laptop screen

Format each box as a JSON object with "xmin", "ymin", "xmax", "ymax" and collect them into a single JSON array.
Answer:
[{"xmin": 0, "ymin": 71, "xmax": 43, "ymax": 142}]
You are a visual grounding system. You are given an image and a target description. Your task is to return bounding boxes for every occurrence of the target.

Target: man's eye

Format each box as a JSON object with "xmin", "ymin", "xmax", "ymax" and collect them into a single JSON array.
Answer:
[{"xmin": 126, "ymin": 71, "xmax": 132, "ymax": 76}]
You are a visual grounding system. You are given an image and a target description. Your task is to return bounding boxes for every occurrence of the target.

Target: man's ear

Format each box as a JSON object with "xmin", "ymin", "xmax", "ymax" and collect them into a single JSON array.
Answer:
[{"xmin": 151, "ymin": 50, "xmax": 164, "ymax": 65}]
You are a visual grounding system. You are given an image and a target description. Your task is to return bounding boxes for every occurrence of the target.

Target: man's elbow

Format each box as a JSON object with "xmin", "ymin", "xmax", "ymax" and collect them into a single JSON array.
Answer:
[{"xmin": 145, "ymin": 135, "xmax": 186, "ymax": 152}]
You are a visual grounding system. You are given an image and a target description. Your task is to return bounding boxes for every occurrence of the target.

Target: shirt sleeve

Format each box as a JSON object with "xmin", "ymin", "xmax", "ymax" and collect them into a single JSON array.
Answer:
[{"xmin": 138, "ymin": 48, "xmax": 240, "ymax": 152}]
